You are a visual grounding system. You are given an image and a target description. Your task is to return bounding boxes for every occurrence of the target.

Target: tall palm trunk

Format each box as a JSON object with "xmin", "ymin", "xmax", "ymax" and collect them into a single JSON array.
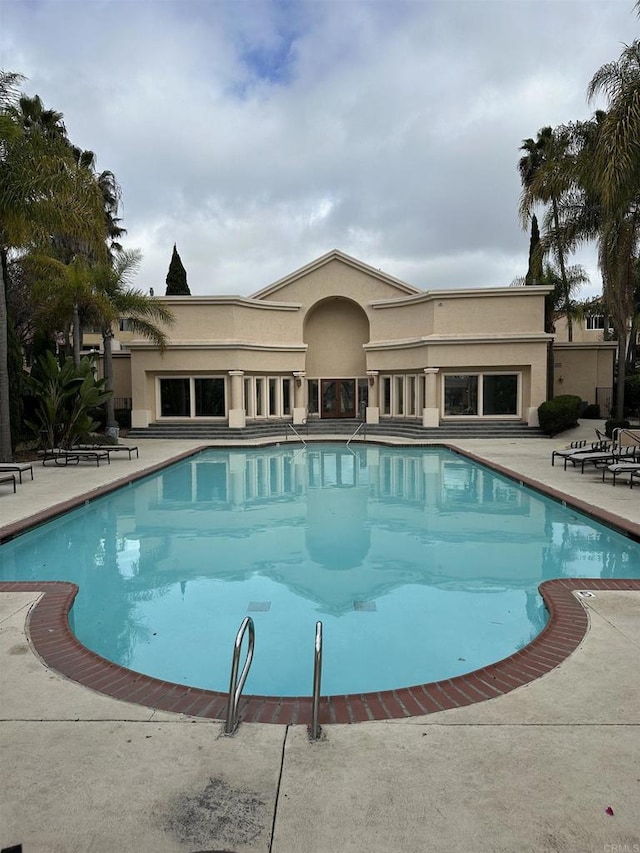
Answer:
[
  {"xmin": 73, "ymin": 302, "xmax": 81, "ymax": 367},
  {"xmin": 551, "ymin": 196, "xmax": 573, "ymax": 342},
  {"xmin": 0, "ymin": 248, "xmax": 12, "ymax": 461},
  {"xmin": 102, "ymin": 326, "xmax": 117, "ymax": 436}
]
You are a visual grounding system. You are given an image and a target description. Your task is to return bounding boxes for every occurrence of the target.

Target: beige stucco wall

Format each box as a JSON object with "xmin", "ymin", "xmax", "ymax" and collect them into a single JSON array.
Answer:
[
  {"xmin": 111, "ymin": 353, "xmax": 132, "ymax": 399},
  {"xmin": 304, "ymin": 297, "xmax": 369, "ymax": 376},
  {"xmin": 553, "ymin": 344, "xmax": 615, "ymax": 404}
]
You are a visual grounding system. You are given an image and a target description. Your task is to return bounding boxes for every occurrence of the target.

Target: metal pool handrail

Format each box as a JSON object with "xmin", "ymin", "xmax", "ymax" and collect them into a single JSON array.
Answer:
[
  {"xmin": 224, "ymin": 616, "xmax": 255, "ymax": 735},
  {"xmin": 346, "ymin": 421, "xmax": 366, "ymax": 446},
  {"xmin": 310, "ymin": 620, "xmax": 323, "ymax": 740},
  {"xmin": 284, "ymin": 422, "xmax": 307, "ymax": 445}
]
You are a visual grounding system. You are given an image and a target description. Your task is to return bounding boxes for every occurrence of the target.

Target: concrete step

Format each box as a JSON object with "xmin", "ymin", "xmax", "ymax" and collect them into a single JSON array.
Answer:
[{"xmin": 128, "ymin": 418, "xmax": 547, "ymax": 441}]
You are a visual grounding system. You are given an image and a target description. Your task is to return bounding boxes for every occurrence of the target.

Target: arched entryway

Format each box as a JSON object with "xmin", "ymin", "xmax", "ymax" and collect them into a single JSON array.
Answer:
[{"xmin": 303, "ymin": 297, "xmax": 370, "ymax": 418}]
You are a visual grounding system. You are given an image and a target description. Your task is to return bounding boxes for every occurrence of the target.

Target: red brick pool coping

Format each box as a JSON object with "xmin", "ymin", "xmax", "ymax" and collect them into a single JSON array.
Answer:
[{"xmin": 2, "ymin": 577, "xmax": 639, "ymax": 725}]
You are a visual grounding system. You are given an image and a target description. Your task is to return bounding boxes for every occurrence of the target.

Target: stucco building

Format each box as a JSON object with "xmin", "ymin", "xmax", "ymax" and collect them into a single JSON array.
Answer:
[{"xmin": 114, "ymin": 250, "xmax": 561, "ymax": 431}]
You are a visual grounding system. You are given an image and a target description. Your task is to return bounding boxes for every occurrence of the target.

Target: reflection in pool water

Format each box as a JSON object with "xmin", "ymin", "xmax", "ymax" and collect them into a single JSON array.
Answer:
[{"xmin": 1, "ymin": 444, "xmax": 639, "ymax": 696}]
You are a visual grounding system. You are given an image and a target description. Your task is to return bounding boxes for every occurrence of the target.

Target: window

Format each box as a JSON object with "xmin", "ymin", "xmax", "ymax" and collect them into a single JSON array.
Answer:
[
  {"xmin": 483, "ymin": 374, "xmax": 517, "ymax": 415},
  {"xmin": 308, "ymin": 380, "xmax": 319, "ymax": 414},
  {"xmin": 195, "ymin": 378, "xmax": 225, "ymax": 416},
  {"xmin": 119, "ymin": 318, "xmax": 134, "ymax": 332},
  {"xmin": 255, "ymin": 378, "xmax": 265, "ymax": 416},
  {"xmin": 443, "ymin": 373, "xmax": 519, "ymax": 417},
  {"xmin": 268, "ymin": 378, "xmax": 278, "ymax": 416},
  {"xmin": 160, "ymin": 378, "xmax": 190, "ymax": 416},
  {"xmin": 382, "ymin": 377, "xmax": 391, "ymax": 415},
  {"xmin": 444, "ymin": 375, "xmax": 478, "ymax": 416},
  {"xmin": 160, "ymin": 377, "xmax": 226, "ymax": 418},
  {"xmin": 282, "ymin": 379, "xmax": 292, "ymax": 415},
  {"xmin": 357, "ymin": 378, "xmax": 368, "ymax": 418},
  {"xmin": 585, "ymin": 315, "xmax": 605, "ymax": 330}
]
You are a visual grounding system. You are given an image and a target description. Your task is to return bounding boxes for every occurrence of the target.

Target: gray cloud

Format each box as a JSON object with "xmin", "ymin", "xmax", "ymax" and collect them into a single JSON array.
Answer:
[{"xmin": 1, "ymin": 0, "xmax": 635, "ymax": 297}]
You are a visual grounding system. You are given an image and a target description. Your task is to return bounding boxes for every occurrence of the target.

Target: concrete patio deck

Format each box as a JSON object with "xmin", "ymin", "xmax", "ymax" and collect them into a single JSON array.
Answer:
[{"xmin": 1, "ymin": 423, "xmax": 639, "ymax": 852}]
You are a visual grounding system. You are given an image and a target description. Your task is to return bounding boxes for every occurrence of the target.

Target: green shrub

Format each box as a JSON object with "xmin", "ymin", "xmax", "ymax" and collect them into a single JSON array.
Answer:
[
  {"xmin": 604, "ymin": 418, "xmax": 631, "ymax": 438},
  {"xmin": 538, "ymin": 394, "xmax": 582, "ymax": 436},
  {"xmin": 624, "ymin": 373, "xmax": 640, "ymax": 418},
  {"xmin": 581, "ymin": 403, "xmax": 601, "ymax": 419},
  {"xmin": 25, "ymin": 353, "xmax": 112, "ymax": 449}
]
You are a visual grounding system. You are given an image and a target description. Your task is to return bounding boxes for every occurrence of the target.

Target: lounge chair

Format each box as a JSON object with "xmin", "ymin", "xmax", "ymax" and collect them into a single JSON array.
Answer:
[
  {"xmin": 0, "ymin": 462, "xmax": 34, "ymax": 483},
  {"xmin": 74, "ymin": 443, "xmax": 139, "ymax": 460},
  {"xmin": 563, "ymin": 444, "xmax": 638, "ymax": 474},
  {"xmin": 551, "ymin": 439, "xmax": 603, "ymax": 466},
  {"xmin": 40, "ymin": 448, "xmax": 110, "ymax": 467},
  {"xmin": 602, "ymin": 460, "xmax": 640, "ymax": 486},
  {"xmin": 0, "ymin": 473, "xmax": 17, "ymax": 493}
]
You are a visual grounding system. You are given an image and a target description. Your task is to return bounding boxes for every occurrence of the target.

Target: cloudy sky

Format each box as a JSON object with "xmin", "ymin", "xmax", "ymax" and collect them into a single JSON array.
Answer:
[{"xmin": 1, "ymin": 0, "xmax": 637, "ymax": 297}]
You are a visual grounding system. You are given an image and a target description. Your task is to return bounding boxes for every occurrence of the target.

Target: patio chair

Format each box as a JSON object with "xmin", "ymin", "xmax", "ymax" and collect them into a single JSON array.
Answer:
[
  {"xmin": 0, "ymin": 462, "xmax": 34, "ymax": 483},
  {"xmin": 602, "ymin": 460, "xmax": 640, "ymax": 486},
  {"xmin": 40, "ymin": 448, "xmax": 110, "ymax": 467},
  {"xmin": 0, "ymin": 472, "xmax": 17, "ymax": 493},
  {"xmin": 564, "ymin": 444, "xmax": 638, "ymax": 474},
  {"xmin": 631, "ymin": 469, "xmax": 640, "ymax": 489},
  {"xmin": 73, "ymin": 443, "xmax": 139, "ymax": 460},
  {"xmin": 551, "ymin": 439, "xmax": 600, "ymax": 466}
]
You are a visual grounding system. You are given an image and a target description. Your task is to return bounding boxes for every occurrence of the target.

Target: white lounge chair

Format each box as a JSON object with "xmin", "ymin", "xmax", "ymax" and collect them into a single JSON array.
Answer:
[
  {"xmin": 0, "ymin": 462, "xmax": 34, "ymax": 483},
  {"xmin": 0, "ymin": 473, "xmax": 17, "ymax": 493},
  {"xmin": 74, "ymin": 443, "xmax": 139, "ymax": 460},
  {"xmin": 40, "ymin": 448, "xmax": 110, "ymax": 467},
  {"xmin": 602, "ymin": 461, "xmax": 640, "ymax": 486}
]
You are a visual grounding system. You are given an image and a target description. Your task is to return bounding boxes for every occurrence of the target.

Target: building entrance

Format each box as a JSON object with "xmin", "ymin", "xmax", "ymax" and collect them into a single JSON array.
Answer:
[{"xmin": 321, "ymin": 379, "xmax": 356, "ymax": 418}]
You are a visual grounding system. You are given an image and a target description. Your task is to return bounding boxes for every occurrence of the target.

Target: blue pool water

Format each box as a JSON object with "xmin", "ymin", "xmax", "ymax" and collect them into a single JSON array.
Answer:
[{"xmin": 1, "ymin": 444, "xmax": 639, "ymax": 696}]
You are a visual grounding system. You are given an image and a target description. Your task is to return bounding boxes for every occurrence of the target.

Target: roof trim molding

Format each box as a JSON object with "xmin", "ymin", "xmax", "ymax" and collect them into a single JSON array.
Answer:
[
  {"xmin": 250, "ymin": 250, "xmax": 421, "ymax": 299},
  {"xmin": 365, "ymin": 333, "xmax": 552, "ymax": 351},
  {"xmin": 157, "ymin": 296, "xmax": 300, "ymax": 311},
  {"xmin": 128, "ymin": 341, "xmax": 308, "ymax": 353},
  {"xmin": 371, "ymin": 285, "xmax": 554, "ymax": 308}
]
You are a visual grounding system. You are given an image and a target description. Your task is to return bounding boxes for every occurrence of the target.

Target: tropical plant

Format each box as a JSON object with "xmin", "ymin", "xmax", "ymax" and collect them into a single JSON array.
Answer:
[
  {"xmin": 165, "ymin": 244, "xmax": 190, "ymax": 295},
  {"xmin": 0, "ymin": 72, "xmax": 105, "ymax": 461},
  {"xmin": 25, "ymin": 351, "xmax": 111, "ymax": 449},
  {"xmin": 585, "ymin": 42, "xmax": 640, "ymax": 416}
]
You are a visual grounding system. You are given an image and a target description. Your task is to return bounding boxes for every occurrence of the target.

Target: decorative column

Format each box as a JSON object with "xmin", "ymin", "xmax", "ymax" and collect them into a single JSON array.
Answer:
[
  {"xmin": 292, "ymin": 372, "xmax": 306, "ymax": 424},
  {"xmin": 423, "ymin": 368, "xmax": 440, "ymax": 427},
  {"xmin": 366, "ymin": 370, "xmax": 379, "ymax": 424},
  {"xmin": 228, "ymin": 370, "xmax": 245, "ymax": 428}
]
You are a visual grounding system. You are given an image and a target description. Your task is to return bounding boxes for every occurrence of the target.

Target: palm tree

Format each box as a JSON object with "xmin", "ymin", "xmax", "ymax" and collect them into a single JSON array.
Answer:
[
  {"xmin": 586, "ymin": 42, "xmax": 640, "ymax": 417},
  {"xmin": 519, "ymin": 126, "xmax": 576, "ymax": 340},
  {"xmin": 89, "ymin": 250, "xmax": 174, "ymax": 433},
  {"xmin": 0, "ymin": 73, "xmax": 105, "ymax": 460}
]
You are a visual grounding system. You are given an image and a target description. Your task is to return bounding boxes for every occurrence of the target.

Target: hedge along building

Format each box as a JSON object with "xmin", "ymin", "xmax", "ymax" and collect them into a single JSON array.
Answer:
[{"xmin": 121, "ymin": 250, "xmax": 560, "ymax": 431}]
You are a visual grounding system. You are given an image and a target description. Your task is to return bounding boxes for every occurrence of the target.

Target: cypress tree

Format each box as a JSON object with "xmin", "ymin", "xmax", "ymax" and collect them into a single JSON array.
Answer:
[
  {"xmin": 165, "ymin": 244, "xmax": 190, "ymax": 295},
  {"xmin": 524, "ymin": 215, "xmax": 543, "ymax": 285}
]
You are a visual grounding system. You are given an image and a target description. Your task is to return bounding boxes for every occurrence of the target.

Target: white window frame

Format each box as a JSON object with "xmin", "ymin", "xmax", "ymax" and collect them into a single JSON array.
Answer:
[
  {"xmin": 380, "ymin": 374, "xmax": 423, "ymax": 417},
  {"xmin": 157, "ymin": 375, "xmax": 228, "ymax": 419},
  {"xmin": 441, "ymin": 371, "xmax": 521, "ymax": 419}
]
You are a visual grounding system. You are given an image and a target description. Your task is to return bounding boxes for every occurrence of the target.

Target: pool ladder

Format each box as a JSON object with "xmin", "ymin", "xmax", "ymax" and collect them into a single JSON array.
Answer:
[
  {"xmin": 310, "ymin": 620, "xmax": 323, "ymax": 740},
  {"xmin": 224, "ymin": 616, "xmax": 255, "ymax": 734},
  {"xmin": 223, "ymin": 617, "xmax": 324, "ymax": 739}
]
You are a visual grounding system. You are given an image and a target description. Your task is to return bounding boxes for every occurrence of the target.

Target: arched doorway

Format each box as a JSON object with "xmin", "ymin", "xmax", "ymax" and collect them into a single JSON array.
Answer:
[{"xmin": 304, "ymin": 297, "xmax": 370, "ymax": 418}]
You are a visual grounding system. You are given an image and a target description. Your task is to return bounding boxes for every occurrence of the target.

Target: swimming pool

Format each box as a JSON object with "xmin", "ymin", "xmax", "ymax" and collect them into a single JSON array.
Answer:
[{"xmin": 1, "ymin": 443, "xmax": 639, "ymax": 698}]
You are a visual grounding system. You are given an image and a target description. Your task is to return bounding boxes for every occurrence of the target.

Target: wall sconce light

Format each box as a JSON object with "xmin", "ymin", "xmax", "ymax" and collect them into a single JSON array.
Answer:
[
  {"xmin": 369, "ymin": 375, "xmax": 374, "ymax": 386},
  {"xmin": 295, "ymin": 377, "xmax": 302, "ymax": 387}
]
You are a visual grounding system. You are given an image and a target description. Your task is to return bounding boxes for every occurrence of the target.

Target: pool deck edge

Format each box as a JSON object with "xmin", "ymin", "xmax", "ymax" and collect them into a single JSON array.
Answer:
[{"xmin": 3, "ymin": 576, "xmax": 639, "ymax": 725}]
